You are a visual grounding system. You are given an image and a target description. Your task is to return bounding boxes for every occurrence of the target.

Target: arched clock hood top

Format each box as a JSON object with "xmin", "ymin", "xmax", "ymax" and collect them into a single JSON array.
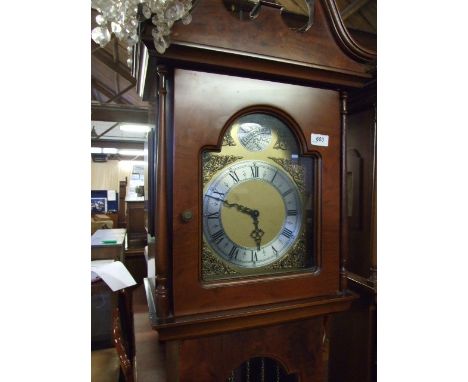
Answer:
[{"xmin": 135, "ymin": 0, "xmax": 376, "ymax": 99}]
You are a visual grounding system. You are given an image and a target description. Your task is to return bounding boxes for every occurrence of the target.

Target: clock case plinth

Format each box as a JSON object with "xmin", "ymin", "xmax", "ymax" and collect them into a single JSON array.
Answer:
[{"xmin": 135, "ymin": 0, "xmax": 375, "ymax": 380}]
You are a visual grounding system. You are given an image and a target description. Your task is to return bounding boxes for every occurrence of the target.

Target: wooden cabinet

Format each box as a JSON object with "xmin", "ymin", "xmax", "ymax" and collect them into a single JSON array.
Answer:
[
  {"xmin": 91, "ymin": 280, "xmax": 115, "ymax": 348},
  {"xmin": 91, "ymin": 228, "xmax": 126, "ymax": 261},
  {"xmin": 329, "ymin": 82, "xmax": 377, "ymax": 382},
  {"xmin": 118, "ymin": 179, "xmax": 127, "ymax": 228},
  {"xmin": 125, "ymin": 198, "xmax": 147, "ymax": 248}
]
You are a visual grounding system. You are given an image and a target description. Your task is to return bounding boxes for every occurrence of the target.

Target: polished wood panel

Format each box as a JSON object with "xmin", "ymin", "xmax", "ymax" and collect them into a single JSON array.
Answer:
[
  {"xmin": 161, "ymin": 0, "xmax": 374, "ymax": 71},
  {"xmin": 329, "ymin": 280, "xmax": 376, "ymax": 382},
  {"xmin": 169, "ymin": 318, "xmax": 327, "ymax": 381},
  {"xmin": 136, "ymin": 1, "xmax": 376, "ymax": 100},
  {"xmin": 170, "ymin": 69, "xmax": 342, "ymax": 316},
  {"xmin": 328, "ymin": 82, "xmax": 376, "ymax": 382},
  {"xmin": 346, "ymin": 101, "xmax": 375, "ymax": 278},
  {"xmin": 146, "ymin": 277, "xmax": 356, "ymax": 340}
]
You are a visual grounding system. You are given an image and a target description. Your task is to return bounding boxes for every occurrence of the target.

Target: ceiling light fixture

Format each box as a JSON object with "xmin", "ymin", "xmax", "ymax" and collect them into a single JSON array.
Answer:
[
  {"xmin": 91, "ymin": 0, "xmax": 194, "ymax": 66},
  {"xmin": 119, "ymin": 124, "xmax": 151, "ymax": 133},
  {"xmin": 119, "ymin": 149, "xmax": 145, "ymax": 156},
  {"xmin": 102, "ymin": 147, "xmax": 119, "ymax": 154},
  {"xmin": 91, "ymin": 147, "xmax": 103, "ymax": 154}
]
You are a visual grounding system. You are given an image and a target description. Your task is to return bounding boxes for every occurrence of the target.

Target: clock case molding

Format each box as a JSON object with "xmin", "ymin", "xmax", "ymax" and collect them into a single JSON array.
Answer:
[{"xmin": 135, "ymin": 0, "xmax": 375, "ymax": 353}]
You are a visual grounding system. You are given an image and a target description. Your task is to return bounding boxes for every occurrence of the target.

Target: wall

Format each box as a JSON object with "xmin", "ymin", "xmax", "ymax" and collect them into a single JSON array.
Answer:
[{"xmin": 91, "ymin": 159, "xmax": 133, "ymax": 192}]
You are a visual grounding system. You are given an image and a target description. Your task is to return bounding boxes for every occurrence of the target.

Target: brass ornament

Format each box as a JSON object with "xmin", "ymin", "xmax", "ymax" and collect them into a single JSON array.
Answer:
[
  {"xmin": 222, "ymin": 129, "xmax": 236, "ymax": 147},
  {"xmin": 202, "ymin": 153, "xmax": 243, "ymax": 185},
  {"xmin": 266, "ymin": 231, "xmax": 307, "ymax": 270},
  {"xmin": 202, "ymin": 242, "xmax": 239, "ymax": 279},
  {"xmin": 273, "ymin": 132, "xmax": 289, "ymax": 150},
  {"xmin": 268, "ymin": 157, "xmax": 305, "ymax": 193}
]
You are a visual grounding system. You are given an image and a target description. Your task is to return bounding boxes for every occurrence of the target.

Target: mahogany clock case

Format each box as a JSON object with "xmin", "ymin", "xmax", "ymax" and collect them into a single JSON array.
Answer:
[{"xmin": 170, "ymin": 68, "xmax": 342, "ymax": 317}]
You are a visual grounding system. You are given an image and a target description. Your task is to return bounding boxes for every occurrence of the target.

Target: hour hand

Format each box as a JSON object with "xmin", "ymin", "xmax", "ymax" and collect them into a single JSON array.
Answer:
[{"xmin": 250, "ymin": 222, "xmax": 264, "ymax": 250}]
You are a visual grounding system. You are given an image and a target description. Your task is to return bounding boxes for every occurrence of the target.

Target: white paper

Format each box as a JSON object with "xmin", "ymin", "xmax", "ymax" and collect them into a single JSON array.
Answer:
[
  {"xmin": 107, "ymin": 190, "xmax": 117, "ymax": 201},
  {"xmin": 91, "ymin": 260, "xmax": 136, "ymax": 291},
  {"xmin": 311, "ymin": 133, "xmax": 329, "ymax": 147}
]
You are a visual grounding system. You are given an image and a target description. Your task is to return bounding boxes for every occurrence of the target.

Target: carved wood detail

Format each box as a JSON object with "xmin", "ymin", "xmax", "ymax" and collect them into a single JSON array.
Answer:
[
  {"xmin": 155, "ymin": 65, "xmax": 171, "ymax": 319},
  {"xmin": 321, "ymin": 0, "xmax": 377, "ymax": 63},
  {"xmin": 340, "ymin": 91, "xmax": 349, "ymax": 293}
]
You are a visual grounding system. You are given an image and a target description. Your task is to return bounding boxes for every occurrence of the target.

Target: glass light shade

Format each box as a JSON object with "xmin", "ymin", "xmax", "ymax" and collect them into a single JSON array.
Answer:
[{"xmin": 92, "ymin": 0, "xmax": 193, "ymax": 57}]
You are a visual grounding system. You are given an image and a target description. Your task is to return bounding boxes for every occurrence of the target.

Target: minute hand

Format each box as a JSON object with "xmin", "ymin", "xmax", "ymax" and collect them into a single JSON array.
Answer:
[
  {"xmin": 223, "ymin": 200, "xmax": 259, "ymax": 219},
  {"xmin": 206, "ymin": 195, "xmax": 259, "ymax": 218},
  {"xmin": 224, "ymin": 200, "xmax": 264, "ymax": 250}
]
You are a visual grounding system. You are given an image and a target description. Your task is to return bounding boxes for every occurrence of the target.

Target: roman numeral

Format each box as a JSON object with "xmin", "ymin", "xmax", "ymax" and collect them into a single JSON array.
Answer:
[
  {"xmin": 228, "ymin": 246, "xmax": 239, "ymax": 260},
  {"xmin": 250, "ymin": 164, "xmax": 259, "ymax": 178},
  {"xmin": 272, "ymin": 246, "xmax": 278, "ymax": 256},
  {"xmin": 251, "ymin": 251, "xmax": 258, "ymax": 262},
  {"xmin": 287, "ymin": 209, "xmax": 297, "ymax": 216},
  {"xmin": 212, "ymin": 190, "xmax": 224, "ymax": 197},
  {"xmin": 271, "ymin": 170, "xmax": 278, "ymax": 183},
  {"xmin": 206, "ymin": 212, "xmax": 220, "ymax": 219},
  {"xmin": 281, "ymin": 228, "xmax": 293, "ymax": 239},
  {"xmin": 229, "ymin": 170, "xmax": 240, "ymax": 183},
  {"xmin": 211, "ymin": 229, "xmax": 225, "ymax": 244},
  {"xmin": 282, "ymin": 189, "xmax": 293, "ymax": 197}
]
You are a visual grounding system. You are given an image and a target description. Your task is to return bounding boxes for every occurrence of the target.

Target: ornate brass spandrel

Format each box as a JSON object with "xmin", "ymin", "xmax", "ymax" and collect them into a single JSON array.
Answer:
[
  {"xmin": 273, "ymin": 131, "xmax": 290, "ymax": 151},
  {"xmin": 202, "ymin": 153, "xmax": 243, "ymax": 185},
  {"xmin": 266, "ymin": 231, "xmax": 307, "ymax": 270},
  {"xmin": 268, "ymin": 157, "xmax": 305, "ymax": 193},
  {"xmin": 222, "ymin": 129, "xmax": 236, "ymax": 147},
  {"xmin": 202, "ymin": 242, "xmax": 239, "ymax": 280}
]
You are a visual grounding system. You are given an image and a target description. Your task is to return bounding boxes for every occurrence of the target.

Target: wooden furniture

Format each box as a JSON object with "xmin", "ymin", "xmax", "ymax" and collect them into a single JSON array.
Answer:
[
  {"xmin": 91, "ymin": 228, "xmax": 126, "ymax": 261},
  {"xmin": 328, "ymin": 81, "xmax": 377, "ymax": 382},
  {"xmin": 105, "ymin": 212, "xmax": 119, "ymax": 229},
  {"xmin": 113, "ymin": 288, "xmax": 136, "ymax": 382},
  {"xmin": 124, "ymin": 244, "xmax": 147, "ymax": 285},
  {"xmin": 118, "ymin": 178, "xmax": 128, "ymax": 228},
  {"xmin": 91, "ymin": 230, "xmax": 127, "ymax": 348},
  {"xmin": 91, "ymin": 279, "xmax": 115, "ymax": 348},
  {"xmin": 135, "ymin": 1, "xmax": 376, "ymax": 380},
  {"xmin": 91, "ymin": 215, "xmax": 114, "ymax": 235},
  {"xmin": 91, "ymin": 282, "xmax": 137, "ymax": 379},
  {"xmin": 125, "ymin": 197, "xmax": 147, "ymax": 248}
]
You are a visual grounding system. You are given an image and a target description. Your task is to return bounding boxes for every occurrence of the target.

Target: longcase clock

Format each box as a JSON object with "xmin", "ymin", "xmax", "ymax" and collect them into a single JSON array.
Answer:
[{"xmin": 136, "ymin": 0, "xmax": 376, "ymax": 380}]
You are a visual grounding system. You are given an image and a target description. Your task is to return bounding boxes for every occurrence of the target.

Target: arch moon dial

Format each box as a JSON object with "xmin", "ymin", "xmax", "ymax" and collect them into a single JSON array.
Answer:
[
  {"xmin": 203, "ymin": 160, "xmax": 302, "ymax": 268},
  {"xmin": 237, "ymin": 122, "xmax": 272, "ymax": 151}
]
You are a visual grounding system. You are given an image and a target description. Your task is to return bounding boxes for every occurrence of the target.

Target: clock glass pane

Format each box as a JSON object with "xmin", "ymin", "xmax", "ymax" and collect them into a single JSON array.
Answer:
[{"xmin": 201, "ymin": 112, "xmax": 317, "ymax": 282}]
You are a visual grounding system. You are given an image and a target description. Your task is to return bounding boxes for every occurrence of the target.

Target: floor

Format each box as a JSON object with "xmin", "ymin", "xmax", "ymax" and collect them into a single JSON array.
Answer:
[{"xmin": 91, "ymin": 283, "xmax": 165, "ymax": 381}]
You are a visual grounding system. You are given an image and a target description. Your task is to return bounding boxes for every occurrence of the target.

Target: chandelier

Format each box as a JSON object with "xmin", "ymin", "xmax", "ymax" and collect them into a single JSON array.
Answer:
[{"xmin": 91, "ymin": 0, "xmax": 193, "ymax": 66}]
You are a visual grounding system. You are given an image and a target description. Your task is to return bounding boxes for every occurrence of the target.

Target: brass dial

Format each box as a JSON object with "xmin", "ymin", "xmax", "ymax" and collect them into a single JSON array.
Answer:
[{"xmin": 203, "ymin": 160, "xmax": 302, "ymax": 268}]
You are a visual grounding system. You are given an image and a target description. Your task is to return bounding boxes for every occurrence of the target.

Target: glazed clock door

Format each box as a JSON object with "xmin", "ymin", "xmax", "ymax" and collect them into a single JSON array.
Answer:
[
  {"xmin": 172, "ymin": 69, "xmax": 341, "ymax": 316},
  {"xmin": 201, "ymin": 112, "xmax": 316, "ymax": 281}
]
